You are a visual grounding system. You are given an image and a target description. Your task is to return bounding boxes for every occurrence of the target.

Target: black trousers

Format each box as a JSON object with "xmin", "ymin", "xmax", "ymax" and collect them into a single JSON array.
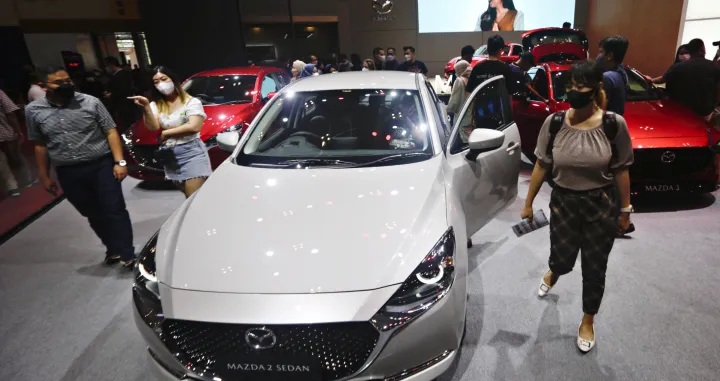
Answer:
[
  {"xmin": 55, "ymin": 156, "xmax": 135, "ymax": 261},
  {"xmin": 548, "ymin": 185, "xmax": 617, "ymax": 315}
]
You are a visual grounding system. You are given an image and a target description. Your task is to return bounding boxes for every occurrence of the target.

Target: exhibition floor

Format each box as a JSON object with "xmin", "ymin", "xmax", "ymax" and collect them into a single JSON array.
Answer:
[{"xmin": 1, "ymin": 171, "xmax": 719, "ymax": 381}]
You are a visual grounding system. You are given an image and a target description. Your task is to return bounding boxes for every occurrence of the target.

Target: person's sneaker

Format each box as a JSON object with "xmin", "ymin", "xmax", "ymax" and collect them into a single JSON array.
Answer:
[
  {"xmin": 121, "ymin": 258, "xmax": 137, "ymax": 269},
  {"xmin": 23, "ymin": 178, "xmax": 39, "ymax": 188},
  {"xmin": 8, "ymin": 189, "xmax": 21, "ymax": 197},
  {"xmin": 104, "ymin": 254, "xmax": 121, "ymax": 265}
]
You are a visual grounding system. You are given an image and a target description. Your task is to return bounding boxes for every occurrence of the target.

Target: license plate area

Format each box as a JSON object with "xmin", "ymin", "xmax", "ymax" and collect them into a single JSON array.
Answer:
[
  {"xmin": 644, "ymin": 184, "xmax": 681, "ymax": 192},
  {"xmin": 215, "ymin": 353, "xmax": 322, "ymax": 381}
]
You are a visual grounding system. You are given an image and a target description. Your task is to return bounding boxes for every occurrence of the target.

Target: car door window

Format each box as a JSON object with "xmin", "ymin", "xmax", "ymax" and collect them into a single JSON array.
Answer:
[
  {"xmin": 530, "ymin": 68, "xmax": 549, "ymax": 101},
  {"xmin": 260, "ymin": 75, "xmax": 277, "ymax": 99},
  {"xmin": 450, "ymin": 77, "xmax": 512, "ymax": 154},
  {"xmin": 511, "ymin": 46, "xmax": 523, "ymax": 56},
  {"xmin": 270, "ymin": 73, "xmax": 287, "ymax": 90},
  {"xmin": 425, "ymin": 82, "xmax": 450, "ymax": 147}
]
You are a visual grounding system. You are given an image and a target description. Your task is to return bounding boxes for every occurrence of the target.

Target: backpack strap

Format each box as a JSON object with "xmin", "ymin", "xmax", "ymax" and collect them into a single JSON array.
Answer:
[
  {"xmin": 602, "ymin": 112, "xmax": 619, "ymax": 171},
  {"xmin": 546, "ymin": 111, "xmax": 566, "ymax": 160}
]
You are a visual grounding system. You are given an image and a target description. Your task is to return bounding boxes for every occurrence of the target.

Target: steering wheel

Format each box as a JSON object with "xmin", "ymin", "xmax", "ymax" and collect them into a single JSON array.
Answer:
[{"xmin": 288, "ymin": 131, "xmax": 323, "ymax": 147}]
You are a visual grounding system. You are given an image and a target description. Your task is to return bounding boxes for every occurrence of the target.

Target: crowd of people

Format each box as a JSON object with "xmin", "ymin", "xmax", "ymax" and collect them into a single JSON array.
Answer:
[{"xmin": 283, "ymin": 45, "xmax": 430, "ymax": 81}]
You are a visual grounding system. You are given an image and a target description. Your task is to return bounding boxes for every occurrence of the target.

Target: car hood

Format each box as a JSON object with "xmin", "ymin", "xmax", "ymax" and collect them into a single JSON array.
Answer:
[
  {"xmin": 624, "ymin": 100, "xmax": 712, "ymax": 146},
  {"xmin": 156, "ymin": 155, "xmax": 449, "ymax": 294},
  {"xmin": 127, "ymin": 103, "xmax": 255, "ymax": 144}
]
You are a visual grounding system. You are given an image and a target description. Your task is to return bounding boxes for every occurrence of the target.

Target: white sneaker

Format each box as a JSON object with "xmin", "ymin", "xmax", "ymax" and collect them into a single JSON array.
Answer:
[{"xmin": 577, "ymin": 323, "xmax": 596, "ymax": 353}]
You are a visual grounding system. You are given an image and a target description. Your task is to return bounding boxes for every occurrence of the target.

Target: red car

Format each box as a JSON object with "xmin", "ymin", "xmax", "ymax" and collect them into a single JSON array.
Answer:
[
  {"xmin": 444, "ymin": 43, "xmax": 523, "ymax": 78},
  {"xmin": 513, "ymin": 62, "xmax": 720, "ymax": 194},
  {"xmin": 123, "ymin": 66, "xmax": 291, "ymax": 180},
  {"xmin": 444, "ymin": 28, "xmax": 589, "ymax": 78}
]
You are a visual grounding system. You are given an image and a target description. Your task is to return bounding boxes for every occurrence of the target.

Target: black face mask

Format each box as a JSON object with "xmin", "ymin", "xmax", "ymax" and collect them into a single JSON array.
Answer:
[
  {"xmin": 566, "ymin": 90, "xmax": 595, "ymax": 109},
  {"xmin": 53, "ymin": 83, "xmax": 76, "ymax": 101}
]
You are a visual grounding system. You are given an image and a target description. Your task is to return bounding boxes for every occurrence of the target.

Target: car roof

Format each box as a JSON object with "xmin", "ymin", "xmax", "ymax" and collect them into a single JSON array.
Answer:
[
  {"xmin": 191, "ymin": 66, "xmax": 283, "ymax": 77},
  {"xmin": 287, "ymin": 71, "xmax": 422, "ymax": 92}
]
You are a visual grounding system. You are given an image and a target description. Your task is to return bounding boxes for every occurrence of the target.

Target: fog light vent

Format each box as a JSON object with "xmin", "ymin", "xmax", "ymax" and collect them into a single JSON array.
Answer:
[{"xmin": 384, "ymin": 350, "xmax": 453, "ymax": 381}]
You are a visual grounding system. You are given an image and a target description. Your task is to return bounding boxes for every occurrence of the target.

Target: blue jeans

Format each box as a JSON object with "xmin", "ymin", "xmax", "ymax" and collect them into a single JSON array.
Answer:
[{"xmin": 55, "ymin": 155, "xmax": 135, "ymax": 261}]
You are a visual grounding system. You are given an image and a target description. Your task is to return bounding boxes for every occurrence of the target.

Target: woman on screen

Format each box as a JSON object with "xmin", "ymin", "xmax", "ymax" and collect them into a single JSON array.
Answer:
[{"xmin": 475, "ymin": 0, "xmax": 525, "ymax": 32}]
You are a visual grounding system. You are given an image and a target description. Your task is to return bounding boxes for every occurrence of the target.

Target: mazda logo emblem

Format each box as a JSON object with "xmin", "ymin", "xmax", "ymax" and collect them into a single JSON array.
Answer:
[
  {"xmin": 245, "ymin": 327, "xmax": 277, "ymax": 350},
  {"xmin": 661, "ymin": 151, "xmax": 676, "ymax": 163},
  {"xmin": 372, "ymin": 0, "xmax": 394, "ymax": 14}
]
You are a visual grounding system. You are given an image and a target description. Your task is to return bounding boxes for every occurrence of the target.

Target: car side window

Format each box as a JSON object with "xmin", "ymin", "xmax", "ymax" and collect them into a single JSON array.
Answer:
[
  {"xmin": 530, "ymin": 68, "xmax": 549, "ymax": 101},
  {"xmin": 260, "ymin": 75, "xmax": 276, "ymax": 99},
  {"xmin": 424, "ymin": 83, "xmax": 450, "ymax": 149},
  {"xmin": 450, "ymin": 77, "xmax": 512, "ymax": 154},
  {"xmin": 512, "ymin": 46, "xmax": 523, "ymax": 56},
  {"xmin": 269, "ymin": 73, "xmax": 285, "ymax": 89}
]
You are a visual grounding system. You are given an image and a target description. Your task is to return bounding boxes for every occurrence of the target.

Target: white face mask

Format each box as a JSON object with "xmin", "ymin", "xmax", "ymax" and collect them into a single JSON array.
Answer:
[
  {"xmin": 379, "ymin": 55, "xmax": 386, "ymax": 61},
  {"xmin": 362, "ymin": 67, "xmax": 370, "ymax": 72},
  {"xmin": 405, "ymin": 54, "xmax": 411, "ymax": 61},
  {"xmin": 156, "ymin": 81, "xmax": 175, "ymax": 96},
  {"xmin": 312, "ymin": 72, "xmax": 320, "ymax": 76},
  {"xmin": 678, "ymin": 54, "xmax": 691, "ymax": 62}
]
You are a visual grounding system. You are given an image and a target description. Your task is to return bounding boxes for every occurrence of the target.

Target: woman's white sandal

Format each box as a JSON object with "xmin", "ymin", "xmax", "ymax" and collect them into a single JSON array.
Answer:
[{"xmin": 577, "ymin": 323, "xmax": 596, "ymax": 353}]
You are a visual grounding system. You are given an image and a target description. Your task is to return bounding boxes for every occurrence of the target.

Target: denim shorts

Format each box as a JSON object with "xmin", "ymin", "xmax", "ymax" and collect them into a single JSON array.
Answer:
[{"xmin": 164, "ymin": 138, "xmax": 212, "ymax": 182}]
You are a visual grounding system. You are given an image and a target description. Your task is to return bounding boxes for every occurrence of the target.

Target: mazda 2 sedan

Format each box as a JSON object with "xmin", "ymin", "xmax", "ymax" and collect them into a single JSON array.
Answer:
[{"xmin": 133, "ymin": 72, "xmax": 522, "ymax": 381}]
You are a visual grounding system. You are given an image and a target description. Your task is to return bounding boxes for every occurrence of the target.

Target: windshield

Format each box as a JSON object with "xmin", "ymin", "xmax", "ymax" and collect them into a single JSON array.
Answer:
[
  {"xmin": 552, "ymin": 69, "xmax": 660, "ymax": 102},
  {"xmin": 182, "ymin": 75, "xmax": 257, "ymax": 105},
  {"xmin": 523, "ymin": 30, "xmax": 589, "ymax": 50},
  {"xmin": 475, "ymin": 45, "xmax": 511, "ymax": 57},
  {"xmin": 236, "ymin": 89, "xmax": 433, "ymax": 168}
]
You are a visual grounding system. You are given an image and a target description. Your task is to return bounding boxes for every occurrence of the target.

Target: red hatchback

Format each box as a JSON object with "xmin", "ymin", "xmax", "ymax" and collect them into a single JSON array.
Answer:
[
  {"xmin": 123, "ymin": 66, "xmax": 291, "ymax": 180},
  {"xmin": 444, "ymin": 43, "xmax": 523, "ymax": 78},
  {"xmin": 513, "ymin": 62, "xmax": 720, "ymax": 194}
]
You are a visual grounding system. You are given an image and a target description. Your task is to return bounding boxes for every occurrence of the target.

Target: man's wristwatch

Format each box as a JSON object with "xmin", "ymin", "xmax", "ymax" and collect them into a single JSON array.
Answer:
[
  {"xmin": 620, "ymin": 205, "xmax": 634, "ymax": 213},
  {"xmin": 115, "ymin": 160, "xmax": 127, "ymax": 167}
]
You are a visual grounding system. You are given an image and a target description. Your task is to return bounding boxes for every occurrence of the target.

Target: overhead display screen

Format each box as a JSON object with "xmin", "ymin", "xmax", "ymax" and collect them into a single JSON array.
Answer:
[{"xmin": 418, "ymin": 0, "xmax": 577, "ymax": 33}]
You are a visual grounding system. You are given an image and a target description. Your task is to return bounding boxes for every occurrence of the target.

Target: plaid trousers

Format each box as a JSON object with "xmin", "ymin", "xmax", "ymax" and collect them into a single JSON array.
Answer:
[{"xmin": 549, "ymin": 185, "xmax": 617, "ymax": 315}]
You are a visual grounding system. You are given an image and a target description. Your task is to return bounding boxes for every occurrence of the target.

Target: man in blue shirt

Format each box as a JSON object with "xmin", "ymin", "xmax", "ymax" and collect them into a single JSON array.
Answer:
[
  {"xmin": 397, "ymin": 46, "xmax": 428, "ymax": 76},
  {"xmin": 597, "ymin": 36, "xmax": 630, "ymax": 115}
]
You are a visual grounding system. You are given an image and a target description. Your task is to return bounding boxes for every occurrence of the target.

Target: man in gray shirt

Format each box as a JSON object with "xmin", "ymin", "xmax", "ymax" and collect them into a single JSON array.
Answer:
[{"xmin": 26, "ymin": 65, "xmax": 135, "ymax": 267}]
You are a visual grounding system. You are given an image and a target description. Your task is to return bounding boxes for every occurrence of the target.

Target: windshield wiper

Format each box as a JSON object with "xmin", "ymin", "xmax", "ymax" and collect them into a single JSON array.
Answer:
[
  {"xmin": 213, "ymin": 100, "xmax": 252, "ymax": 106},
  {"xmin": 350, "ymin": 152, "xmax": 433, "ymax": 168},
  {"xmin": 277, "ymin": 158, "xmax": 359, "ymax": 168}
]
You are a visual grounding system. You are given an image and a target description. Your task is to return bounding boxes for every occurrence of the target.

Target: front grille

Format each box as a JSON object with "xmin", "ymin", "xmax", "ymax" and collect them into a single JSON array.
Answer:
[
  {"xmin": 161, "ymin": 320, "xmax": 379, "ymax": 381},
  {"xmin": 630, "ymin": 147, "xmax": 715, "ymax": 180},
  {"xmin": 128, "ymin": 144, "xmax": 164, "ymax": 171}
]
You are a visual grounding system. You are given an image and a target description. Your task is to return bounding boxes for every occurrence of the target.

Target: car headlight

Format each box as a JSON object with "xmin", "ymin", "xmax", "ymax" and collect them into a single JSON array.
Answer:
[
  {"xmin": 133, "ymin": 231, "xmax": 163, "ymax": 330},
  {"xmin": 372, "ymin": 228, "xmax": 455, "ymax": 332},
  {"xmin": 205, "ymin": 123, "xmax": 245, "ymax": 148}
]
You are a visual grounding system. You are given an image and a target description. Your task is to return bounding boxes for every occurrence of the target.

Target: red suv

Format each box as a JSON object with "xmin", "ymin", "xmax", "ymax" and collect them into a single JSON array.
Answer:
[{"xmin": 123, "ymin": 66, "xmax": 290, "ymax": 180}]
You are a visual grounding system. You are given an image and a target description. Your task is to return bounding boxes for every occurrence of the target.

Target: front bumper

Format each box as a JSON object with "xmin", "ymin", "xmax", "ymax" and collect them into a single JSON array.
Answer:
[
  {"xmin": 630, "ymin": 147, "xmax": 718, "ymax": 194},
  {"xmin": 133, "ymin": 281, "xmax": 465, "ymax": 381}
]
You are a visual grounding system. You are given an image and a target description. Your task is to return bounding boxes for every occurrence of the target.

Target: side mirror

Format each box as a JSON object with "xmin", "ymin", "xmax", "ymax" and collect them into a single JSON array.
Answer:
[
  {"xmin": 263, "ymin": 92, "xmax": 277, "ymax": 102},
  {"xmin": 216, "ymin": 131, "xmax": 240, "ymax": 153},
  {"xmin": 466, "ymin": 129, "xmax": 505, "ymax": 161}
]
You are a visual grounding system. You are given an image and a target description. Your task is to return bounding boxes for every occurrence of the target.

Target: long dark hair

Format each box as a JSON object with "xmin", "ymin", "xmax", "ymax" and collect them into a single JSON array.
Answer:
[
  {"xmin": 480, "ymin": 0, "xmax": 517, "ymax": 31},
  {"xmin": 150, "ymin": 66, "xmax": 190, "ymax": 115},
  {"xmin": 674, "ymin": 44, "xmax": 689, "ymax": 64}
]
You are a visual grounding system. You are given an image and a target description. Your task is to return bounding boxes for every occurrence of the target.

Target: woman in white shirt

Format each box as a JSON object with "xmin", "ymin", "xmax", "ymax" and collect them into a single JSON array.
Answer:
[{"xmin": 129, "ymin": 66, "xmax": 211, "ymax": 198}]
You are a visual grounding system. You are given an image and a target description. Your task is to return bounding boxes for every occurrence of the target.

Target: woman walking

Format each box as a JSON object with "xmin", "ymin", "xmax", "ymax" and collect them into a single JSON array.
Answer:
[
  {"xmin": 521, "ymin": 61, "xmax": 634, "ymax": 353},
  {"xmin": 129, "ymin": 66, "xmax": 211, "ymax": 198},
  {"xmin": 446, "ymin": 60, "xmax": 471, "ymax": 132}
]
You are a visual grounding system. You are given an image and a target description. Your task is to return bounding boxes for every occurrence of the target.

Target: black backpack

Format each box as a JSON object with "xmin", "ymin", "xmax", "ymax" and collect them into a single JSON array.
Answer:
[{"xmin": 545, "ymin": 111, "xmax": 619, "ymax": 188}]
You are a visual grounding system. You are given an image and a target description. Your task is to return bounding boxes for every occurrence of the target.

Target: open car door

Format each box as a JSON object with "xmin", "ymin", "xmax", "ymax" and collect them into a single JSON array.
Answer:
[{"xmin": 445, "ymin": 76, "xmax": 522, "ymax": 238}]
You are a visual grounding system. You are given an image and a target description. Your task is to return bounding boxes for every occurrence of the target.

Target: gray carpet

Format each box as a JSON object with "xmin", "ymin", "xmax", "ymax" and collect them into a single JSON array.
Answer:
[{"xmin": 1, "ymin": 171, "xmax": 719, "ymax": 381}]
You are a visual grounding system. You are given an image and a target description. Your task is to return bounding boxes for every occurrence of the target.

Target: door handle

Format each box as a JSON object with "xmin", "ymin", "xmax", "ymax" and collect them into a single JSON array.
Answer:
[{"xmin": 506, "ymin": 142, "xmax": 520, "ymax": 152}]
